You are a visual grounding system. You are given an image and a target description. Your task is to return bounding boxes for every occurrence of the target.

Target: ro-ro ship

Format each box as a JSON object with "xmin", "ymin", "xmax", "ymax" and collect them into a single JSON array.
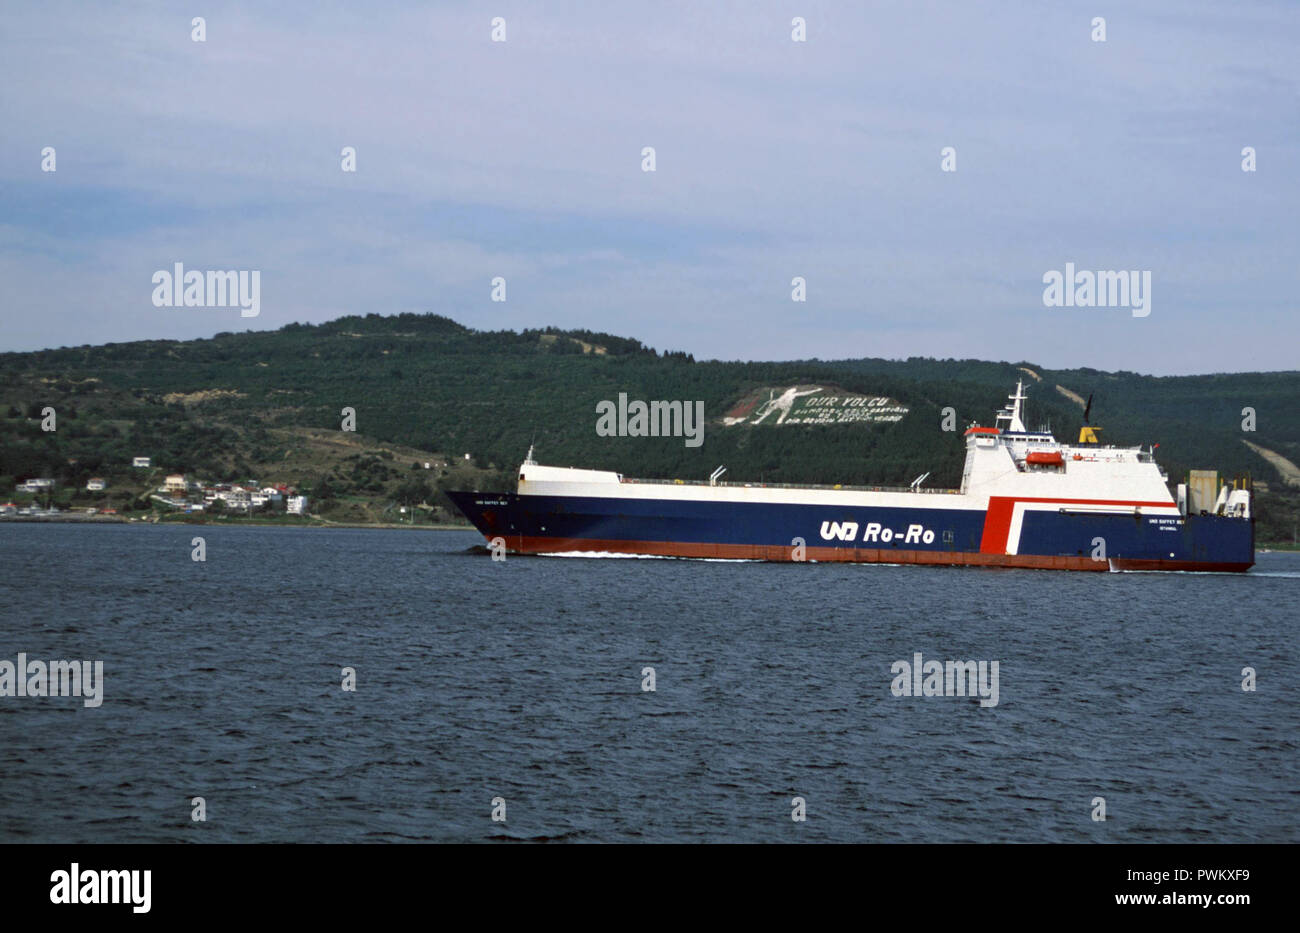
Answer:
[{"xmin": 448, "ymin": 383, "xmax": 1254, "ymax": 571}]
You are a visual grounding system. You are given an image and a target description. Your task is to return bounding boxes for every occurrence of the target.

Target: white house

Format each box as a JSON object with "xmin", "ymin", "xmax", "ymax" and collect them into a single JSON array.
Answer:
[
  {"xmin": 204, "ymin": 485, "xmax": 250, "ymax": 508},
  {"xmin": 86, "ymin": 478, "xmax": 106, "ymax": 491},
  {"xmin": 132, "ymin": 456, "xmax": 152, "ymax": 468},
  {"xmin": 164, "ymin": 474, "xmax": 188, "ymax": 494},
  {"xmin": 287, "ymin": 495, "xmax": 308, "ymax": 515},
  {"xmin": 19, "ymin": 478, "xmax": 55, "ymax": 493}
]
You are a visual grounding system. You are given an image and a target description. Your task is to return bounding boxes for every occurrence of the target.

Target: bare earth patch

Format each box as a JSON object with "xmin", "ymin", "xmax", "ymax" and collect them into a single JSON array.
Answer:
[
  {"xmin": 1242, "ymin": 440, "xmax": 1300, "ymax": 487},
  {"xmin": 1055, "ymin": 384, "xmax": 1087, "ymax": 408},
  {"xmin": 162, "ymin": 388, "xmax": 247, "ymax": 405},
  {"xmin": 538, "ymin": 334, "xmax": 608, "ymax": 354}
]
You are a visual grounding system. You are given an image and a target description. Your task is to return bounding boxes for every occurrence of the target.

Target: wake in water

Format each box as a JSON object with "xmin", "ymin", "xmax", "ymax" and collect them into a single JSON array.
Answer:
[
  {"xmin": 464, "ymin": 543, "xmax": 757, "ymax": 561},
  {"xmin": 537, "ymin": 550, "xmax": 758, "ymax": 562}
]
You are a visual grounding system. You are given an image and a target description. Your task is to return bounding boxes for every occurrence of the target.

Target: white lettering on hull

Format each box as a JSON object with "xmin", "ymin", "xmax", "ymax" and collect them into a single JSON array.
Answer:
[{"xmin": 820, "ymin": 521, "xmax": 935, "ymax": 544}]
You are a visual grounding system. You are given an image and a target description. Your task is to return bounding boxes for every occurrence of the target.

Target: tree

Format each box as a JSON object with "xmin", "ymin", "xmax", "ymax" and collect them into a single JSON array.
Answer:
[{"xmin": 393, "ymin": 478, "xmax": 432, "ymax": 506}]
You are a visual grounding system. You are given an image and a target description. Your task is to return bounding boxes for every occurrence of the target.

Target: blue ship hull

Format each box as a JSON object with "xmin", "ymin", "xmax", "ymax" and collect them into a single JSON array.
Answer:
[{"xmin": 447, "ymin": 491, "xmax": 1254, "ymax": 571}]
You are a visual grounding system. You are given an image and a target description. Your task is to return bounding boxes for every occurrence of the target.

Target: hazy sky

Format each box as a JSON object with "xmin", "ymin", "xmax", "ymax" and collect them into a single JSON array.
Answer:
[{"xmin": 2, "ymin": 1, "xmax": 1297, "ymax": 374}]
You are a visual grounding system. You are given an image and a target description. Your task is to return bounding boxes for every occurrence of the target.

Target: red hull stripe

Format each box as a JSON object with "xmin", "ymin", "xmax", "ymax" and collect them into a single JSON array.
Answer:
[
  {"xmin": 979, "ymin": 496, "xmax": 1176, "ymax": 554},
  {"xmin": 489, "ymin": 536, "xmax": 1247, "ymax": 572},
  {"xmin": 980, "ymin": 498, "xmax": 1017, "ymax": 554}
]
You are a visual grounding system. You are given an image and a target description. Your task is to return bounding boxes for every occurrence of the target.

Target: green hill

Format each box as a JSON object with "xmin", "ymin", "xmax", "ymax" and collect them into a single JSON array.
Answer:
[{"xmin": 2, "ymin": 313, "xmax": 1298, "ymax": 542}]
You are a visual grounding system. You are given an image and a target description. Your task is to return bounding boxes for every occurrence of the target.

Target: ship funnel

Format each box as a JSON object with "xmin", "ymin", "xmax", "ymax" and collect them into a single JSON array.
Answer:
[{"xmin": 1078, "ymin": 391, "xmax": 1100, "ymax": 443}]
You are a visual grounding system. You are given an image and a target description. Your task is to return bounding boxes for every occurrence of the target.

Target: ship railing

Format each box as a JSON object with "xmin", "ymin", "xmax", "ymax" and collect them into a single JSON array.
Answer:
[{"xmin": 619, "ymin": 476, "xmax": 962, "ymax": 494}]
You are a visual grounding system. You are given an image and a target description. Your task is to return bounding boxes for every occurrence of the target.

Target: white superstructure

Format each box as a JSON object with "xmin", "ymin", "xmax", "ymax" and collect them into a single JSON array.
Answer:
[{"xmin": 511, "ymin": 381, "xmax": 1239, "ymax": 520}]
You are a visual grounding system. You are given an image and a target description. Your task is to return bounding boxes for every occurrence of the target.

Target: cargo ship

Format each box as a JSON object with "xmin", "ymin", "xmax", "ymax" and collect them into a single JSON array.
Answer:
[{"xmin": 448, "ymin": 383, "xmax": 1254, "ymax": 571}]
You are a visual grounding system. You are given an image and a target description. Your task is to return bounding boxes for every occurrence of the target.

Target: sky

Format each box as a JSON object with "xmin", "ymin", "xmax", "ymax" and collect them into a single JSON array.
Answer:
[{"xmin": 1, "ymin": 1, "xmax": 1297, "ymax": 374}]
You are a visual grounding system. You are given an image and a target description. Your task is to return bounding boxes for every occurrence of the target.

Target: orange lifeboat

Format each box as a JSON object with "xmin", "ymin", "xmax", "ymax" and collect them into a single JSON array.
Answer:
[{"xmin": 1026, "ymin": 450, "xmax": 1065, "ymax": 466}]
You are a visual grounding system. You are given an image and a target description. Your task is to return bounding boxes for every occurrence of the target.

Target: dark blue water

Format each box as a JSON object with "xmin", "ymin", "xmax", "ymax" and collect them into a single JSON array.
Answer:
[{"xmin": 1, "ymin": 523, "xmax": 1296, "ymax": 843}]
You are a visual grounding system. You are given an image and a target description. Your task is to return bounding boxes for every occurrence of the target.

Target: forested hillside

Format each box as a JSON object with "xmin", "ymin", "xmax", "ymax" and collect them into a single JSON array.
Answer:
[{"xmin": 2, "ymin": 313, "xmax": 1297, "ymax": 541}]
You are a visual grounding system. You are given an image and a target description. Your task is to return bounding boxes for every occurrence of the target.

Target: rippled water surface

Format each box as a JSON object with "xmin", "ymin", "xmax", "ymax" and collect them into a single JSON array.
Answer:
[{"xmin": 1, "ymin": 523, "xmax": 1296, "ymax": 842}]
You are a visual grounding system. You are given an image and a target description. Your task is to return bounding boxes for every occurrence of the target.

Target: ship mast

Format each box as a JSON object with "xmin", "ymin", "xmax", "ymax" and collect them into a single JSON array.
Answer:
[{"xmin": 995, "ymin": 380, "xmax": 1029, "ymax": 433}]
